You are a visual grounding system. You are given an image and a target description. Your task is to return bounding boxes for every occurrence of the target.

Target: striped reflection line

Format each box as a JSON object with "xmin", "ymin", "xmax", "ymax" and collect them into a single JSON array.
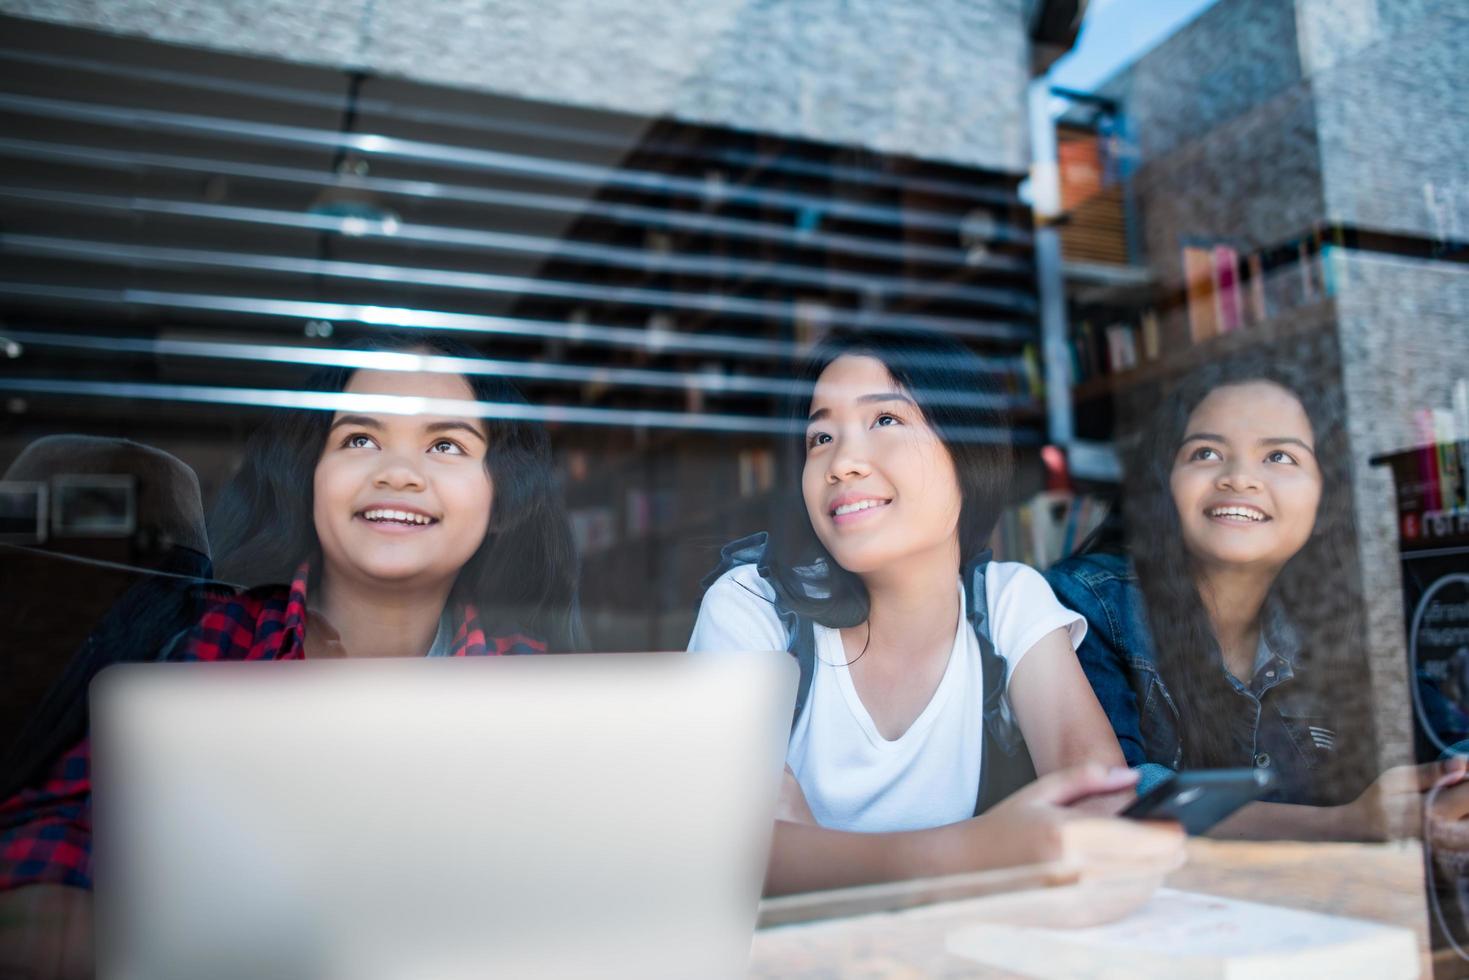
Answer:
[
  {"xmin": 0, "ymin": 330, "xmax": 1028, "ymax": 411},
  {"xmin": 0, "ymin": 137, "xmax": 985, "ymax": 269},
  {"xmin": 0, "ymin": 46, "xmax": 1027, "ymax": 214},
  {"xmin": 0, "ymin": 186, "xmax": 1035, "ymax": 289},
  {"xmin": 0, "ymin": 234, "xmax": 1039, "ymax": 327},
  {"xmin": 0, "ymin": 282, "xmax": 1028, "ymax": 372},
  {"xmin": 0, "ymin": 93, "xmax": 983, "ymax": 235},
  {"xmin": 0, "ymin": 379, "xmax": 1027, "ymax": 443}
]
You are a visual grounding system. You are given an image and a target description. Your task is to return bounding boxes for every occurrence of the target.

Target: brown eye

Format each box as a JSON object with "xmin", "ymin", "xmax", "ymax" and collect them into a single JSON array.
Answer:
[
  {"xmin": 429, "ymin": 439, "xmax": 464, "ymax": 455},
  {"xmin": 806, "ymin": 431, "xmax": 832, "ymax": 450},
  {"xmin": 1265, "ymin": 449, "xmax": 1297, "ymax": 465},
  {"xmin": 344, "ymin": 433, "xmax": 377, "ymax": 449},
  {"xmin": 1190, "ymin": 446, "xmax": 1221, "ymax": 461}
]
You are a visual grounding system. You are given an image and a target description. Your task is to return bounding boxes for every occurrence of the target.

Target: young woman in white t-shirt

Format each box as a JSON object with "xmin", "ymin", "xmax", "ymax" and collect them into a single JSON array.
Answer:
[{"xmin": 688, "ymin": 329, "xmax": 1181, "ymax": 895}]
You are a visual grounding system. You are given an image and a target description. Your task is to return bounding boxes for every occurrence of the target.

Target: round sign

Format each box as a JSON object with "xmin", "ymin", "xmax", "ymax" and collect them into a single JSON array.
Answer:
[{"xmin": 1410, "ymin": 573, "xmax": 1469, "ymax": 756}]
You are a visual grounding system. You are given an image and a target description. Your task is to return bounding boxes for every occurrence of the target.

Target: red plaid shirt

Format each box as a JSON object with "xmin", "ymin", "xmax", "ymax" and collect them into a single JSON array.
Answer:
[{"xmin": 0, "ymin": 564, "xmax": 543, "ymax": 891}]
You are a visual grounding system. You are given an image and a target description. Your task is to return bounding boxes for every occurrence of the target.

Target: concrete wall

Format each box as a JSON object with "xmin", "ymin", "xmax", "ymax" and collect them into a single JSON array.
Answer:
[
  {"xmin": 0, "ymin": 0, "xmax": 1034, "ymax": 172},
  {"xmin": 1302, "ymin": 2, "xmax": 1469, "ymax": 240}
]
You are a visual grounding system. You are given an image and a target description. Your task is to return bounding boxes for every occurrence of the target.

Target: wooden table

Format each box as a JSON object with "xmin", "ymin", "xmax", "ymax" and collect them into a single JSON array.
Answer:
[{"xmin": 748, "ymin": 839, "xmax": 1452, "ymax": 978}]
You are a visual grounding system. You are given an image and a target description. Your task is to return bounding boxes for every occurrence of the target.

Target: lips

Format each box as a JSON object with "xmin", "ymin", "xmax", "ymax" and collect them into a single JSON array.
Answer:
[
  {"xmin": 355, "ymin": 505, "xmax": 439, "ymax": 528},
  {"xmin": 828, "ymin": 494, "xmax": 892, "ymax": 525},
  {"xmin": 1205, "ymin": 503, "xmax": 1270, "ymax": 524}
]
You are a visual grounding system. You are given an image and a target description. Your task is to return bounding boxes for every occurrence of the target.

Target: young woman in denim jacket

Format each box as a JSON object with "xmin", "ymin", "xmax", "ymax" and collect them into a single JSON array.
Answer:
[{"xmin": 1046, "ymin": 365, "xmax": 1466, "ymax": 839}]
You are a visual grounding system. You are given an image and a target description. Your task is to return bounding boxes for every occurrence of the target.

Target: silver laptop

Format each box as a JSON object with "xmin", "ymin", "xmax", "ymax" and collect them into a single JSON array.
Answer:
[{"xmin": 91, "ymin": 651, "xmax": 796, "ymax": 980}]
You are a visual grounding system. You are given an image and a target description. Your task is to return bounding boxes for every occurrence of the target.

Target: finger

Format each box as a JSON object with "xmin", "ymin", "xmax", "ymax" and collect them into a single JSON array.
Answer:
[
  {"xmin": 1428, "ymin": 780, "xmax": 1469, "ymax": 822},
  {"xmin": 1420, "ymin": 757, "xmax": 1469, "ymax": 791},
  {"xmin": 1378, "ymin": 759, "xmax": 1467, "ymax": 795},
  {"xmin": 1018, "ymin": 765, "xmax": 1139, "ymax": 807}
]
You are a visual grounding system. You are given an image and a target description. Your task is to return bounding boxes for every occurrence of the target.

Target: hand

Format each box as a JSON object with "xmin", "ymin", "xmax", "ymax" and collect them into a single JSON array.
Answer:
[
  {"xmin": 954, "ymin": 765, "xmax": 1185, "ymax": 873},
  {"xmin": 1426, "ymin": 774, "xmax": 1469, "ymax": 868},
  {"xmin": 775, "ymin": 766, "xmax": 816, "ymax": 825},
  {"xmin": 1339, "ymin": 756, "xmax": 1469, "ymax": 841}
]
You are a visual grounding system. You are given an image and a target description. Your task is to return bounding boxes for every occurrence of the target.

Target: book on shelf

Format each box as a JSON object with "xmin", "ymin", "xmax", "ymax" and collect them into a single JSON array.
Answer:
[
  {"xmin": 1246, "ymin": 252, "xmax": 1268, "ymax": 325},
  {"xmin": 1212, "ymin": 244, "xmax": 1242, "ymax": 333},
  {"xmin": 946, "ymin": 888, "xmax": 1417, "ymax": 979},
  {"xmin": 569, "ymin": 505, "xmax": 617, "ymax": 554},
  {"xmin": 1184, "ymin": 246, "xmax": 1218, "ymax": 343},
  {"xmin": 736, "ymin": 448, "xmax": 775, "ymax": 498},
  {"xmin": 1140, "ymin": 308, "xmax": 1161, "ymax": 362},
  {"xmin": 990, "ymin": 492, "xmax": 1109, "ymax": 569},
  {"xmin": 1104, "ymin": 323, "xmax": 1139, "ymax": 373}
]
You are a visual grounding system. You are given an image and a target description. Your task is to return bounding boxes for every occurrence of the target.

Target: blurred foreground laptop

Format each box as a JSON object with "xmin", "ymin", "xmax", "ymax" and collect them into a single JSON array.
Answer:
[{"xmin": 90, "ymin": 651, "xmax": 796, "ymax": 980}]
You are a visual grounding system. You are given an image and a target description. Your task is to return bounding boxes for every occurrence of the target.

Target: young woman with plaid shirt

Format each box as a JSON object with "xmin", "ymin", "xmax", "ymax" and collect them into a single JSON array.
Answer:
[{"xmin": 0, "ymin": 336, "xmax": 581, "ymax": 977}]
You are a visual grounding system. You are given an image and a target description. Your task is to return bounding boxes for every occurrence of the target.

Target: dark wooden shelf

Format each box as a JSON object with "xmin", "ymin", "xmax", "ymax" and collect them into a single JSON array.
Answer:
[{"xmin": 1069, "ymin": 297, "xmax": 1336, "ymax": 402}]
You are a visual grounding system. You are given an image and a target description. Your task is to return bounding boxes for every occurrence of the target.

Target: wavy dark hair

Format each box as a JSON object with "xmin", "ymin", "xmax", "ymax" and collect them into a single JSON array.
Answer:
[
  {"xmin": 765, "ymin": 328, "xmax": 1013, "ymax": 629},
  {"xmin": 208, "ymin": 333, "xmax": 583, "ymax": 651},
  {"xmin": 1115, "ymin": 359, "xmax": 1358, "ymax": 770}
]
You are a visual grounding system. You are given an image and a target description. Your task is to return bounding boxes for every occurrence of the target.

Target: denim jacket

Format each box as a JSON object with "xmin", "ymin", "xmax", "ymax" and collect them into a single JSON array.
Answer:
[{"xmin": 1045, "ymin": 552, "xmax": 1342, "ymax": 805}]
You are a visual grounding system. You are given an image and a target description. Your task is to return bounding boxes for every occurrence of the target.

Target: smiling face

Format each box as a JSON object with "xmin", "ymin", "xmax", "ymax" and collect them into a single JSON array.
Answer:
[
  {"xmin": 1169, "ymin": 381, "xmax": 1323, "ymax": 574},
  {"xmin": 312, "ymin": 369, "xmax": 492, "ymax": 594},
  {"xmin": 802, "ymin": 354, "xmax": 963, "ymax": 578}
]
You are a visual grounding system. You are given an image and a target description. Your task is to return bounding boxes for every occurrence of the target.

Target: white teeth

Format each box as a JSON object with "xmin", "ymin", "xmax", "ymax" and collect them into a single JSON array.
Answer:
[
  {"xmin": 1208, "ymin": 506, "xmax": 1267, "ymax": 522},
  {"xmin": 361, "ymin": 508, "xmax": 434, "ymax": 525},
  {"xmin": 833, "ymin": 499, "xmax": 888, "ymax": 517}
]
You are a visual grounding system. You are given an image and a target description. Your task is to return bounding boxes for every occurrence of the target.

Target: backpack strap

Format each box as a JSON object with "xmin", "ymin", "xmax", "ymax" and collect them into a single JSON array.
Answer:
[
  {"xmin": 702, "ymin": 532, "xmax": 816, "ymax": 726},
  {"xmin": 965, "ymin": 550, "xmax": 1035, "ymax": 814},
  {"xmin": 701, "ymin": 537, "xmax": 1034, "ymax": 809}
]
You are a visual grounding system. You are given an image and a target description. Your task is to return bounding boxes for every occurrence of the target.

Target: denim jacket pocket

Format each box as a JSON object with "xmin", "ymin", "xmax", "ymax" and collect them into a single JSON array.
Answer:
[
  {"xmin": 1276, "ymin": 709, "xmax": 1335, "ymax": 772},
  {"xmin": 1137, "ymin": 669, "xmax": 1184, "ymax": 769}
]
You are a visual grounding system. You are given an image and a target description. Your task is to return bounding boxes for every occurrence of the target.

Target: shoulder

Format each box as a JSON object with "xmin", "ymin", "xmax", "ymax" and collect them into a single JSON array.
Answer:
[
  {"xmin": 1045, "ymin": 552, "xmax": 1139, "ymax": 611},
  {"xmin": 1046, "ymin": 551, "xmax": 1136, "ymax": 589},
  {"xmin": 700, "ymin": 563, "xmax": 779, "ymax": 611},
  {"xmin": 179, "ymin": 584, "xmax": 291, "ymax": 661},
  {"xmin": 982, "ymin": 559, "xmax": 1052, "ymax": 594},
  {"xmin": 689, "ymin": 563, "xmax": 787, "ymax": 653}
]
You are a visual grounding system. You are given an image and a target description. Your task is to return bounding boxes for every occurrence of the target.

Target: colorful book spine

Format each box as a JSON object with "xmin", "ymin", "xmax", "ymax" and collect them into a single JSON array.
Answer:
[
  {"xmin": 1184, "ymin": 246, "xmax": 1217, "ymax": 342},
  {"xmin": 1213, "ymin": 245, "xmax": 1242, "ymax": 333}
]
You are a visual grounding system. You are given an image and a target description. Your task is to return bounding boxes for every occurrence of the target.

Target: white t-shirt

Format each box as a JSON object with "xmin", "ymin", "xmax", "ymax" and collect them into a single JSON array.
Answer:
[{"xmin": 687, "ymin": 562, "xmax": 1086, "ymax": 833}]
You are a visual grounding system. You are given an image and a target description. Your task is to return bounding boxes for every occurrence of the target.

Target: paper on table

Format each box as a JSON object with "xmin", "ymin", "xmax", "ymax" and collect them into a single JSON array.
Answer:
[{"xmin": 947, "ymin": 887, "xmax": 1417, "ymax": 980}]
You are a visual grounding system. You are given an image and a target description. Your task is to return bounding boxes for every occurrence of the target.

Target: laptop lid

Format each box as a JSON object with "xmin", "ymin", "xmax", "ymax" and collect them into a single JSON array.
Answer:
[{"xmin": 91, "ymin": 650, "xmax": 796, "ymax": 980}]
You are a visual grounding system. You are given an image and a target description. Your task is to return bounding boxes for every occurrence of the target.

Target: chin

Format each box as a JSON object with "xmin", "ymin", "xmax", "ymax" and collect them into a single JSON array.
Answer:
[{"xmin": 345, "ymin": 553, "xmax": 440, "ymax": 583}]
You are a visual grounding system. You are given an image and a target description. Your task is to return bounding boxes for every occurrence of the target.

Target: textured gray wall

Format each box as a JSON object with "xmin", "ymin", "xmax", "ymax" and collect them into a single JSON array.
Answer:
[
  {"xmin": 1333, "ymin": 253, "xmax": 1469, "ymax": 768},
  {"xmin": 1098, "ymin": 0, "xmax": 1326, "ymax": 296},
  {"xmin": 0, "ymin": 0, "xmax": 1033, "ymax": 172},
  {"xmin": 1117, "ymin": 0, "xmax": 1306, "ymax": 165},
  {"xmin": 1303, "ymin": 3, "xmax": 1469, "ymax": 239}
]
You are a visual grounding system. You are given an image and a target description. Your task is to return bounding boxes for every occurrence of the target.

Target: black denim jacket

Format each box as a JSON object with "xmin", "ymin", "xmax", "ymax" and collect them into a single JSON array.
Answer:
[{"xmin": 1045, "ymin": 552, "xmax": 1342, "ymax": 805}]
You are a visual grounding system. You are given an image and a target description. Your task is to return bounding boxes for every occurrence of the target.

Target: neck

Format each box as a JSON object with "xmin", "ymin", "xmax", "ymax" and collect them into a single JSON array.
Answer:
[
  {"xmin": 1193, "ymin": 561, "xmax": 1278, "ymax": 680},
  {"xmin": 857, "ymin": 538, "xmax": 963, "ymax": 656},
  {"xmin": 311, "ymin": 568, "xmax": 453, "ymax": 659}
]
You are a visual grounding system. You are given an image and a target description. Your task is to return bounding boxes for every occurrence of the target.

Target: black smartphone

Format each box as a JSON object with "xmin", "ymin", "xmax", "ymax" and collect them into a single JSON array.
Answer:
[{"xmin": 1122, "ymin": 768, "xmax": 1275, "ymax": 835}]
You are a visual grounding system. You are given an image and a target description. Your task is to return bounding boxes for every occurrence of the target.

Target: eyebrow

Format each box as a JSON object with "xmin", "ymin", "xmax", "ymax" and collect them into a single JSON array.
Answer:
[
  {"xmin": 329, "ymin": 414, "xmax": 487, "ymax": 445},
  {"xmin": 1181, "ymin": 432, "xmax": 1316, "ymax": 455},
  {"xmin": 330, "ymin": 414, "xmax": 382, "ymax": 431},
  {"xmin": 807, "ymin": 392, "xmax": 915, "ymax": 423},
  {"xmin": 424, "ymin": 420, "xmax": 488, "ymax": 444}
]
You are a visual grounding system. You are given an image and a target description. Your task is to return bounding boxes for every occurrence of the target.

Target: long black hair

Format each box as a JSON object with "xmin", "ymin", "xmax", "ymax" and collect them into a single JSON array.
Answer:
[
  {"xmin": 208, "ymin": 333, "xmax": 583, "ymax": 651},
  {"xmin": 1116, "ymin": 358, "xmax": 1358, "ymax": 770},
  {"xmin": 764, "ymin": 328, "xmax": 1013, "ymax": 629}
]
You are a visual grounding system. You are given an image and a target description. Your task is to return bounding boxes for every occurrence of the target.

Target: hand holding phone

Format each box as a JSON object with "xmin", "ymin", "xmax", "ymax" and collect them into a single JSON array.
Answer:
[{"xmin": 1122, "ymin": 768, "xmax": 1274, "ymax": 835}]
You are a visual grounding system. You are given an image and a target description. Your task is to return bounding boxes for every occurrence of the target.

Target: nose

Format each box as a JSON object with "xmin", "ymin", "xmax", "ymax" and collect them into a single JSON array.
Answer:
[
  {"xmin": 372, "ymin": 453, "xmax": 427, "ymax": 492},
  {"xmin": 1216, "ymin": 458, "xmax": 1263, "ymax": 493},
  {"xmin": 826, "ymin": 430, "xmax": 872, "ymax": 484}
]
